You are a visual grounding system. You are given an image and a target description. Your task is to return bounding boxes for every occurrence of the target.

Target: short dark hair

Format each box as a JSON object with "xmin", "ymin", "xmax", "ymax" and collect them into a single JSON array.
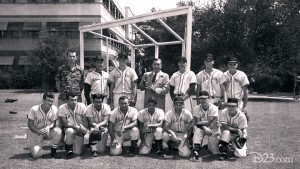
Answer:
[
  {"xmin": 173, "ymin": 96, "xmax": 184, "ymax": 103},
  {"xmin": 117, "ymin": 52, "xmax": 128, "ymax": 60},
  {"xmin": 67, "ymin": 49, "xmax": 76, "ymax": 54},
  {"xmin": 92, "ymin": 94, "xmax": 105, "ymax": 101},
  {"xmin": 153, "ymin": 58, "xmax": 162, "ymax": 64},
  {"xmin": 43, "ymin": 92, "xmax": 54, "ymax": 100},
  {"xmin": 147, "ymin": 97, "xmax": 157, "ymax": 104},
  {"xmin": 66, "ymin": 91, "xmax": 77, "ymax": 100},
  {"xmin": 119, "ymin": 96, "xmax": 129, "ymax": 102}
]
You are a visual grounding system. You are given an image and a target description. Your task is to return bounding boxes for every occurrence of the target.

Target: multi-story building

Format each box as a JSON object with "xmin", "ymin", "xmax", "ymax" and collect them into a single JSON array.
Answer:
[{"xmin": 0, "ymin": 0, "xmax": 132, "ymax": 72}]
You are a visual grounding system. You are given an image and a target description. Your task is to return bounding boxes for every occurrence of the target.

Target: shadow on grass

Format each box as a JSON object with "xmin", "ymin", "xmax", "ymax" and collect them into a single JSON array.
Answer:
[{"xmin": 9, "ymin": 153, "xmax": 32, "ymax": 160}]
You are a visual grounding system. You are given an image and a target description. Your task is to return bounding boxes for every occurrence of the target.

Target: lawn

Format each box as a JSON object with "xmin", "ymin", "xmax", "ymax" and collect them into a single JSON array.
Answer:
[{"xmin": 0, "ymin": 90, "xmax": 299, "ymax": 169}]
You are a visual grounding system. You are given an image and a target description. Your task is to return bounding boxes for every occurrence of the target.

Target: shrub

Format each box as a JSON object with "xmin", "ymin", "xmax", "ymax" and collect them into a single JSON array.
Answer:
[
  {"xmin": 0, "ymin": 70, "xmax": 13, "ymax": 89},
  {"xmin": 0, "ymin": 70, "xmax": 39, "ymax": 89},
  {"xmin": 254, "ymin": 73, "xmax": 282, "ymax": 93}
]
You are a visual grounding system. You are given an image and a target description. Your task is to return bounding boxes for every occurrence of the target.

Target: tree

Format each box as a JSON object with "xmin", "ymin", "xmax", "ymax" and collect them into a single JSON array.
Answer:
[{"xmin": 28, "ymin": 34, "xmax": 76, "ymax": 89}]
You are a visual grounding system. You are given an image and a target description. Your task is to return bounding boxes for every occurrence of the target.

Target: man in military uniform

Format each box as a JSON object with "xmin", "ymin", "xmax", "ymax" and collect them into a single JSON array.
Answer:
[{"xmin": 55, "ymin": 50, "xmax": 84, "ymax": 107}]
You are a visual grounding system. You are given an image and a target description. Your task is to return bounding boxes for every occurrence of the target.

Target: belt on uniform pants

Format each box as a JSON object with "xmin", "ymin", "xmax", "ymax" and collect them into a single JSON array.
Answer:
[
  {"xmin": 209, "ymin": 96, "xmax": 222, "ymax": 99},
  {"xmin": 175, "ymin": 94, "xmax": 184, "ymax": 97},
  {"xmin": 91, "ymin": 94, "xmax": 107, "ymax": 97}
]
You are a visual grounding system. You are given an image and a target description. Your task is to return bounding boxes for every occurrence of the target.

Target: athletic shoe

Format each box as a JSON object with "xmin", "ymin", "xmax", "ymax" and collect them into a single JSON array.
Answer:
[
  {"xmin": 218, "ymin": 153, "xmax": 226, "ymax": 161},
  {"xmin": 189, "ymin": 151, "xmax": 200, "ymax": 162},
  {"xmin": 50, "ymin": 148, "xmax": 61, "ymax": 159},
  {"xmin": 92, "ymin": 151, "xmax": 98, "ymax": 157},
  {"xmin": 128, "ymin": 146, "xmax": 135, "ymax": 157},
  {"xmin": 66, "ymin": 150, "xmax": 74, "ymax": 159}
]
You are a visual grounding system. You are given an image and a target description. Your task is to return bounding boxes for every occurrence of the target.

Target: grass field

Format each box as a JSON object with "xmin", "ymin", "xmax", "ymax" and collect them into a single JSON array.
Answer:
[{"xmin": 0, "ymin": 90, "xmax": 299, "ymax": 169}]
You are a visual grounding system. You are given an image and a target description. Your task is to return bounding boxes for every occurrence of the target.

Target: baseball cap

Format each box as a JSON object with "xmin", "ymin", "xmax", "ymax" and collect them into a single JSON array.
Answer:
[
  {"xmin": 198, "ymin": 91, "xmax": 209, "ymax": 99},
  {"xmin": 117, "ymin": 53, "xmax": 128, "ymax": 60},
  {"xmin": 178, "ymin": 57, "xmax": 187, "ymax": 63},
  {"xmin": 147, "ymin": 97, "xmax": 157, "ymax": 104},
  {"xmin": 205, "ymin": 54, "xmax": 214, "ymax": 62},
  {"xmin": 227, "ymin": 98, "xmax": 238, "ymax": 106},
  {"xmin": 173, "ymin": 96, "xmax": 184, "ymax": 103},
  {"xmin": 228, "ymin": 57, "xmax": 238, "ymax": 63}
]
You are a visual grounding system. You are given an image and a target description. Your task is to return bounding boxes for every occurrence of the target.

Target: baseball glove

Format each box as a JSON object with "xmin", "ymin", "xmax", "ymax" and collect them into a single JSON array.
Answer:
[
  {"xmin": 233, "ymin": 137, "xmax": 247, "ymax": 149},
  {"xmin": 89, "ymin": 130, "xmax": 101, "ymax": 144},
  {"xmin": 169, "ymin": 138, "xmax": 182, "ymax": 148},
  {"xmin": 218, "ymin": 102, "xmax": 227, "ymax": 110}
]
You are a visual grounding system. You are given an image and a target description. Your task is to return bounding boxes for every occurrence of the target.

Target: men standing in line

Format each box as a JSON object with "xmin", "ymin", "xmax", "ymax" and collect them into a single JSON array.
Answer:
[
  {"xmin": 163, "ymin": 96, "xmax": 194, "ymax": 157},
  {"xmin": 223, "ymin": 57, "xmax": 249, "ymax": 111},
  {"xmin": 138, "ymin": 97, "xmax": 164, "ymax": 155},
  {"xmin": 85, "ymin": 94, "xmax": 111, "ymax": 157},
  {"xmin": 27, "ymin": 92, "xmax": 62, "ymax": 159},
  {"xmin": 59, "ymin": 92, "xmax": 88, "ymax": 158},
  {"xmin": 139, "ymin": 58, "xmax": 169, "ymax": 111},
  {"xmin": 169, "ymin": 57, "xmax": 197, "ymax": 113},
  {"xmin": 108, "ymin": 96, "xmax": 140, "ymax": 156},
  {"xmin": 190, "ymin": 91, "xmax": 220, "ymax": 161},
  {"xmin": 55, "ymin": 50, "xmax": 84, "ymax": 107},
  {"xmin": 84, "ymin": 55, "xmax": 110, "ymax": 105},
  {"xmin": 196, "ymin": 54, "xmax": 226, "ymax": 106},
  {"xmin": 109, "ymin": 53, "xmax": 138, "ymax": 109}
]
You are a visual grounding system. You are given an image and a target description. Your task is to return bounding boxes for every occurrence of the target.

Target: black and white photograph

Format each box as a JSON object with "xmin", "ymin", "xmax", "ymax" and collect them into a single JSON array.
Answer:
[{"xmin": 0, "ymin": 0, "xmax": 299, "ymax": 168}]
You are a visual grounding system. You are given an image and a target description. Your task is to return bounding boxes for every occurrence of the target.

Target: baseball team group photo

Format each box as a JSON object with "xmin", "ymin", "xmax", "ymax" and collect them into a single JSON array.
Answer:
[{"xmin": 1, "ymin": 1, "xmax": 300, "ymax": 169}]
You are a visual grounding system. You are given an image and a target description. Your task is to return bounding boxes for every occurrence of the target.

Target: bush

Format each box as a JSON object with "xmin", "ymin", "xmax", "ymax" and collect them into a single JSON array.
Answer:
[
  {"xmin": 0, "ymin": 70, "xmax": 13, "ymax": 89},
  {"xmin": 0, "ymin": 70, "xmax": 39, "ymax": 89},
  {"xmin": 254, "ymin": 73, "xmax": 282, "ymax": 93}
]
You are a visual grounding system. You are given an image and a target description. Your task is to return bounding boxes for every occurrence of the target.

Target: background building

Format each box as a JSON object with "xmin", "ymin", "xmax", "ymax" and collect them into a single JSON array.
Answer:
[{"xmin": 0, "ymin": 0, "xmax": 133, "ymax": 72}]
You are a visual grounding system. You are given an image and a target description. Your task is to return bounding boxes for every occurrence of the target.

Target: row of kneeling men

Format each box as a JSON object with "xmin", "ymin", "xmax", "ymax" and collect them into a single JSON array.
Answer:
[{"xmin": 27, "ymin": 91, "xmax": 248, "ymax": 161}]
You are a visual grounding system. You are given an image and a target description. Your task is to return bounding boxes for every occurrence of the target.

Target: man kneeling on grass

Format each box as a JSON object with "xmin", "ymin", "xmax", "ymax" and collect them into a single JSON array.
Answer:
[
  {"xmin": 190, "ymin": 91, "xmax": 220, "ymax": 161},
  {"xmin": 108, "ymin": 96, "xmax": 140, "ymax": 156},
  {"xmin": 27, "ymin": 92, "xmax": 62, "ymax": 159},
  {"xmin": 218, "ymin": 98, "xmax": 248, "ymax": 161},
  {"xmin": 138, "ymin": 97, "xmax": 165, "ymax": 155},
  {"xmin": 59, "ymin": 92, "xmax": 88, "ymax": 158},
  {"xmin": 163, "ymin": 96, "xmax": 194, "ymax": 157},
  {"xmin": 85, "ymin": 94, "xmax": 111, "ymax": 157}
]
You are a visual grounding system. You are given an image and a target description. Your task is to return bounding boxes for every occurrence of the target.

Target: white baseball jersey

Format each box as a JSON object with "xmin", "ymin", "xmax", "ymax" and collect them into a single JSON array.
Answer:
[
  {"xmin": 196, "ymin": 68, "xmax": 226, "ymax": 97},
  {"xmin": 28, "ymin": 105, "xmax": 58, "ymax": 129},
  {"xmin": 219, "ymin": 109, "xmax": 247, "ymax": 129},
  {"xmin": 58, "ymin": 103, "xmax": 87, "ymax": 126},
  {"xmin": 165, "ymin": 108, "xmax": 193, "ymax": 133},
  {"xmin": 138, "ymin": 108, "xmax": 164, "ymax": 132},
  {"xmin": 85, "ymin": 70, "xmax": 110, "ymax": 95},
  {"xmin": 85, "ymin": 103, "xmax": 111, "ymax": 124},
  {"xmin": 109, "ymin": 107, "xmax": 139, "ymax": 132},
  {"xmin": 224, "ymin": 70, "xmax": 249, "ymax": 99},
  {"xmin": 109, "ymin": 67, "xmax": 138, "ymax": 94},
  {"xmin": 193, "ymin": 103, "xmax": 219, "ymax": 129},
  {"xmin": 170, "ymin": 70, "xmax": 197, "ymax": 95}
]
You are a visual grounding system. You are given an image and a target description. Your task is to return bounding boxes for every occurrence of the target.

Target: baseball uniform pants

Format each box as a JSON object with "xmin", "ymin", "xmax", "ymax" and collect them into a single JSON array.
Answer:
[
  {"xmin": 84, "ymin": 129, "xmax": 108, "ymax": 153},
  {"xmin": 163, "ymin": 132, "xmax": 191, "ymax": 157},
  {"xmin": 220, "ymin": 129, "xmax": 247, "ymax": 157},
  {"xmin": 193, "ymin": 127, "xmax": 220, "ymax": 154},
  {"xmin": 27, "ymin": 127, "xmax": 62, "ymax": 158},
  {"xmin": 110, "ymin": 127, "xmax": 140, "ymax": 155},
  {"xmin": 139, "ymin": 127, "xmax": 163, "ymax": 155},
  {"xmin": 64, "ymin": 128, "xmax": 87, "ymax": 155}
]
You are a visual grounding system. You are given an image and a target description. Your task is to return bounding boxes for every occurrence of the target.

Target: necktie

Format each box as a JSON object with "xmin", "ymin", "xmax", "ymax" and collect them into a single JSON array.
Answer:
[{"xmin": 152, "ymin": 72, "xmax": 157, "ymax": 83}]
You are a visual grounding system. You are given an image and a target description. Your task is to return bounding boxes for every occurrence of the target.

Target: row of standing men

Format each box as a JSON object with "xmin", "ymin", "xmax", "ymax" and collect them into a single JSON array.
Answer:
[{"xmin": 27, "ymin": 51, "xmax": 249, "ymax": 161}]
